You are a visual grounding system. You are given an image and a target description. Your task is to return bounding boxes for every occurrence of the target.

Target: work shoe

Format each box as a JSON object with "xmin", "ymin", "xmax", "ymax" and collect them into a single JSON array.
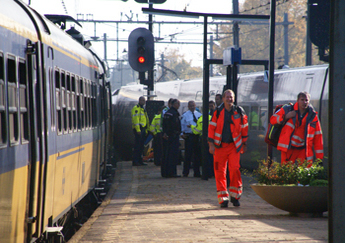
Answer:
[
  {"xmin": 220, "ymin": 200, "xmax": 229, "ymax": 208},
  {"xmin": 231, "ymin": 197, "xmax": 240, "ymax": 207}
]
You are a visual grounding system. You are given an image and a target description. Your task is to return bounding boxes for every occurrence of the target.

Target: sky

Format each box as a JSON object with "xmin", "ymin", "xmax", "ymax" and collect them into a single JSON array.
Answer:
[{"xmin": 28, "ymin": 0, "xmax": 242, "ymax": 68}]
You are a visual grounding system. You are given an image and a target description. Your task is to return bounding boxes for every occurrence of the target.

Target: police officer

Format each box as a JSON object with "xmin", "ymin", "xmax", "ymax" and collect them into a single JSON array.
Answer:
[
  {"xmin": 191, "ymin": 101, "xmax": 215, "ymax": 179},
  {"xmin": 181, "ymin": 101, "xmax": 202, "ymax": 177},
  {"xmin": 131, "ymin": 96, "xmax": 149, "ymax": 166},
  {"xmin": 149, "ymin": 106, "xmax": 164, "ymax": 166},
  {"xmin": 162, "ymin": 99, "xmax": 181, "ymax": 178}
]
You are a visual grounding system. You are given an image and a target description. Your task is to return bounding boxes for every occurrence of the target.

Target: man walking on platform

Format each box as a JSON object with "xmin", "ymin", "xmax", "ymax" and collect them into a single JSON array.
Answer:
[
  {"xmin": 162, "ymin": 99, "xmax": 181, "ymax": 178},
  {"xmin": 131, "ymin": 96, "xmax": 149, "ymax": 166},
  {"xmin": 181, "ymin": 101, "xmax": 202, "ymax": 177},
  {"xmin": 270, "ymin": 91, "xmax": 324, "ymax": 165},
  {"xmin": 208, "ymin": 89, "xmax": 248, "ymax": 207}
]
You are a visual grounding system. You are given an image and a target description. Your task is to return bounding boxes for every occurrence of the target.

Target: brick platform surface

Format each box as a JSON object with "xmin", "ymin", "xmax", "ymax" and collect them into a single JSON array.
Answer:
[{"xmin": 69, "ymin": 161, "xmax": 328, "ymax": 243}]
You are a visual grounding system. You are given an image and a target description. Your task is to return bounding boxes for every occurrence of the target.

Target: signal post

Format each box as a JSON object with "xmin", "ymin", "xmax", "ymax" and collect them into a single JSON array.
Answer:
[{"xmin": 128, "ymin": 27, "xmax": 154, "ymax": 91}]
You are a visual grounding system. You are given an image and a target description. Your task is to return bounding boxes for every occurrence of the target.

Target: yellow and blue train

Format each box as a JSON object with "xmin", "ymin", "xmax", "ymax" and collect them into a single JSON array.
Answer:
[{"xmin": 0, "ymin": 0, "xmax": 113, "ymax": 242}]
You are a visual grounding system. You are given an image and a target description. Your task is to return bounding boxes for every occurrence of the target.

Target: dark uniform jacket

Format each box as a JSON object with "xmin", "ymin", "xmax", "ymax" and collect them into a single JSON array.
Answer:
[{"xmin": 163, "ymin": 107, "xmax": 181, "ymax": 138}]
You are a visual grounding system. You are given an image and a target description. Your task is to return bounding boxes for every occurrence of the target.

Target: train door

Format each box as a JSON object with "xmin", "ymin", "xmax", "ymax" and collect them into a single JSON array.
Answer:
[{"xmin": 25, "ymin": 40, "xmax": 49, "ymax": 241}]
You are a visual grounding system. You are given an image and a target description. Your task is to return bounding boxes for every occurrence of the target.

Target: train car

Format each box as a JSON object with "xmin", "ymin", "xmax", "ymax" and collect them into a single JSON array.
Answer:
[
  {"xmin": 112, "ymin": 65, "xmax": 329, "ymax": 170},
  {"xmin": 0, "ymin": 0, "xmax": 112, "ymax": 242}
]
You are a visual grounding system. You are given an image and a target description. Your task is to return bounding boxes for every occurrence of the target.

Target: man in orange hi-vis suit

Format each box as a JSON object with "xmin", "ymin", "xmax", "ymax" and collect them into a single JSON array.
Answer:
[
  {"xmin": 270, "ymin": 91, "xmax": 324, "ymax": 165},
  {"xmin": 208, "ymin": 89, "xmax": 248, "ymax": 208}
]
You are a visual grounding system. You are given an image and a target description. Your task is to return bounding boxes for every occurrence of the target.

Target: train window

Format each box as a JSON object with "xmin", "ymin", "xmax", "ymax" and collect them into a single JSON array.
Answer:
[
  {"xmin": 259, "ymin": 106, "xmax": 268, "ymax": 131},
  {"xmin": 79, "ymin": 78, "xmax": 85, "ymax": 130},
  {"xmin": 195, "ymin": 91, "xmax": 202, "ymax": 101},
  {"xmin": 0, "ymin": 53, "xmax": 6, "ymax": 147},
  {"xmin": 88, "ymin": 81, "xmax": 91, "ymax": 129},
  {"xmin": 49, "ymin": 68, "xmax": 55, "ymax": 131},
  {"xmin": 209, "ymin": 90, "xmax": 216, "ymax": 101},
  {"xmin": 87, "ymin": 81, "xmax": 92, "ymax": 128},
  {"xmin": 0, "ymin": 52, "xmax": 3, "ymax": 80},
  {"xmin": 71, "ymin": 75, "xmax": 76, "ymax": 132},
  {"xmin": 0, "ymin": 78, "xmax": 5, "ymax": 147},
  {"xmin": 7, "ymin": 55, "xmax": 19, "ymax": 145},
  {"xmin": 76, "ymin": 77, "xmax": 81, "ymax": 131},
  {"xmin": 18, "ymin": 59, "xmax": 29, "ymax": 143},
  {"xmin": 61, "ymin": 71, "xmax": 68, "ymax": 134},
  {"xmin": 241, "ymin": 106, "xmax": 249, "ymax": 116},
  {"xmin": 92, "ymin": 84, "xmax": 97, "ymax": 127},
  {"xmin": 249, "ymin": 106, "xmax": 259, "ymax": 131},
  {"xmin": 241, "ymin": 105, "xmax": 250, "ymax": 128},
  {"xmin": 55, "ymin": 69, "xmax": 62, "ymax": 134},
  {"xmin": 84, "ymin": 80, "xmax": 88, "ymax": 129},
  {"xmin": 102, "ymin": 86, "xmax": 105, "ymax": 124},
  {"xmin": 106, "ymin": 88, "xmax": 109, "ymax": 122},
  {"xmin": 66, "ymin": 73, "xmax": 72, "ymax": 133},
  {"xmin": 87, "ymin": 80, "xmax": 90, "ymax": 128}
]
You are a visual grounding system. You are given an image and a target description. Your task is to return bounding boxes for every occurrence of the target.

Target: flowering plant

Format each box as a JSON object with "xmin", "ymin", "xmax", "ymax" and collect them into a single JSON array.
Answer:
[{"xmin": 254, "ymin": 159, "xmax": 327, "ymax": 186}]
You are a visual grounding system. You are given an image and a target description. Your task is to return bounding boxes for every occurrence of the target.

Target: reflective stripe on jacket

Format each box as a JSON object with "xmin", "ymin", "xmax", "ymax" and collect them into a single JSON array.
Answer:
[
  {"xmin": 208, "ymin": 106, "xmax": 248, "ymax": 152},
  {"xmin": 191, "ymin": 114, "xmax": 212, "ymax": 136},
  {"xmin": 131, "ymin": 104, "xmax": 149, "ymax": 132},
  {"xmin": 149, "ymin": 114, "xmax": 162, "ymax": 135},
  {"xmin": 270, "ymin": 102, "xmax": 324, "ymax": 161}
]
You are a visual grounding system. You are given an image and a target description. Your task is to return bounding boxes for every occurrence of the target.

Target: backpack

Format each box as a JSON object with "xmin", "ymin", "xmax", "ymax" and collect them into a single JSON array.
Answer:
[{"xmin": 265, "ymin": 103, "xmax": 293, "ymax": 147}]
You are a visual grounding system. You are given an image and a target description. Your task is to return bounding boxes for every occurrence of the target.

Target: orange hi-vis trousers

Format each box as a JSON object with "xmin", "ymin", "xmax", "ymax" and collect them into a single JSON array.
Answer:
[
  {"xmin": 281, "ymin": 148, "xmax": 311, "ymax": 166},
  {"xmin": 214, "ymin": 142, "xmax": 243, "ymax": 204}
]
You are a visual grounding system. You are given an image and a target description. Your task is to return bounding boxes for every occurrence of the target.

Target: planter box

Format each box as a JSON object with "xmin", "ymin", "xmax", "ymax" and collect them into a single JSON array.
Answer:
[{"xmin": 251, "ymin": 184, "xmax": 328, "ymax": 214}]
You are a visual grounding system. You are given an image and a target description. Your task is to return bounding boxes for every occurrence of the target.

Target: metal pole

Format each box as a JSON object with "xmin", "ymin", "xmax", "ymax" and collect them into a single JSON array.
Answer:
[
  {"xmin": 226, "ymin": 65, "xmax": 231, "ymax": 90},
  {"xmin": 148, "ymin": 2, "xmax": 154, "ymax": 98},
  {"xmin": 201, "ymin": 16, "xmax": 209, "ymax": 181},
  {"xmin": 232, "ymin": 65, "xmax": 238, "ymax": 104},
  {"xmin": 329, "ymin": 1, "xmax": 345, "ymax": 241},
  {"xmin": 233, "ymin": 0, "xmax": 239, "ymax": 87},
  {"xmin": 116, "ymin": 22, "xmax": 119, "ymax": 62},
  {"xmin": 210, "ymin": 35, "xmax": 214, "ymax": 77},
  {"xmin": 103, "ymin": 33, "xmax": 107, "ymax": 62},
  {"xmin": 283, "ymin": 13, "xmax": 289, "ymax": 66},
  {"xmin": 267, "ymin": 0, "xmax": 276, "ymax": 164},
  {"xmin": 306, "ymin": 2, "xmax": 312, "ymax": 66},
  {"xmin": 160, "ymin": 53, "xmax": 165, "ymax": 81},
  {"xmin": 233, "ymin": 0, "xmax": 239, "ymax": 47}
]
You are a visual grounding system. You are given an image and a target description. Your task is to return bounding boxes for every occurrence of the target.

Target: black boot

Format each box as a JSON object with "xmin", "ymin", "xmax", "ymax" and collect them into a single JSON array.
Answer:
[
  {"xmin": 220, "ymin": 200, "xmax": 229, "ymax": 208},
  {"xmin": 231, "ymin": 197, "xmax": 240, "ymax": 207}
]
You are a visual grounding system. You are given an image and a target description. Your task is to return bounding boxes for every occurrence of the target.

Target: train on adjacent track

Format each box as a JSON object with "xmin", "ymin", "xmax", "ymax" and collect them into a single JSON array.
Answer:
[
  {"xmin": 112, "ymin": 64, "xmax": 329, "ymax": 170},
  {"xmin": 0, "ymin": 0, "xmax": 113, "ymax": 242}
]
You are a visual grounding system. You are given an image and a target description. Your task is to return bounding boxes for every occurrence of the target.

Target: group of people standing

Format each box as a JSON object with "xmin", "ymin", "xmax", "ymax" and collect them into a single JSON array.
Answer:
[{"xmin": 131, "ymin": 89, "xmax": 324, "ymax": 208}]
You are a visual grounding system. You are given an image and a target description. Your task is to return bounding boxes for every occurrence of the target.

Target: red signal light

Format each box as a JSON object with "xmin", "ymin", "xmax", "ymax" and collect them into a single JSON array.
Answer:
[{"xmin": 138, "ymin": 56, "xmax": 145, "ymax": 63}]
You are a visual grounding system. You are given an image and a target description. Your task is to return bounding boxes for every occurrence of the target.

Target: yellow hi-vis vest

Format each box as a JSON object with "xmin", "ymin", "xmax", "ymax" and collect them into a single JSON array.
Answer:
[
  {"xmin": 131, "ymin": 104, "xmax": 149, "ymax": 133},
  {"xmin": 149, "ymin": 114, "xmax": 162, "ymax": 135},
  {"xmin": 191, "ymin": 115, "xmax": 212, "ymax": 136}
]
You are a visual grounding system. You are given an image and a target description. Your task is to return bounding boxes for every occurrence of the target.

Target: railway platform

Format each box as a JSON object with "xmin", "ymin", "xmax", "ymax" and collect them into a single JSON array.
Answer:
[{"xmin": 69, "ymin": 161, "xmax": 328, "ymax": 243}]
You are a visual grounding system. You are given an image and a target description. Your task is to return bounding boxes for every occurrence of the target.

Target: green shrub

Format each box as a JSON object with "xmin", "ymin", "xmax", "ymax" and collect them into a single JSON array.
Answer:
[
  {"xmin": 309, "ymin": 179, "xmax": 328, "ymax": 186},
  {"xmin": 254, "ymin": 159, "xmax": 327, "ymax": 186}
]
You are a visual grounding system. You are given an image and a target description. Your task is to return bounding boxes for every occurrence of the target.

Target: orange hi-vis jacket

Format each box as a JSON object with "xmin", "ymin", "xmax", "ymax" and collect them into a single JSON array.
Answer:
[
  {"xmin": 208, "ymin": 105, "xmax": 249, "ymax": 152},
  {"xmin": 270, "ymin": 102, "xmax": 324, "ymax": 161}
]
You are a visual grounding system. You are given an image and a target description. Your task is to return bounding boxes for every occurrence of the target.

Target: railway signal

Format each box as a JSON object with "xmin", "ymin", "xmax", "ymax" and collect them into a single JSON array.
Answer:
[{"xmin": 128, "ymin": 28, "xmax": 154, "ymax": 72}]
